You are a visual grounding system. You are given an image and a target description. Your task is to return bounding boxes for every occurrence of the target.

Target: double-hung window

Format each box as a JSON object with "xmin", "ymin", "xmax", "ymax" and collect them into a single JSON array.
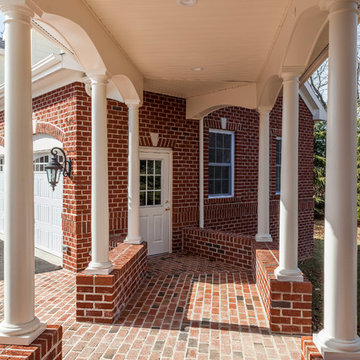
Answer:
[
  {"xmin": 276, "ymin": 137, "xmax": 281, "ymax": 194},
  {"xmin": 208, "ymin": 129, "xmax": 234, "ymax": 198}
]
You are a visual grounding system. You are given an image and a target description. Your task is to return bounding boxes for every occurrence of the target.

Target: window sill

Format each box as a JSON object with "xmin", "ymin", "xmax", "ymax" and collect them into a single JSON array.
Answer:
[{"xmin": 208, "ymin": 195, "xmax": 234, "ymax": 199}]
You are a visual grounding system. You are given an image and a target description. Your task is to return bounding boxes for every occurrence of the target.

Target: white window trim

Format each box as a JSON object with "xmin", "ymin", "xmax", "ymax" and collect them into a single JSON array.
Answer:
[
  {"xmin": 208, "ymin": 128, "xmax": 235, "ymax": 199},
  {"xmin": 275, "ymin": 136, "xmax": 282, "ymax": 195}
]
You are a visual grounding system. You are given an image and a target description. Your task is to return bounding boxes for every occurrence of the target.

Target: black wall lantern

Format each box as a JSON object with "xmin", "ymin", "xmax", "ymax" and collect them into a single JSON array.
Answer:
[{"xmin": 45, "ymin": 147, "xmax": 71, "ymax": 191}]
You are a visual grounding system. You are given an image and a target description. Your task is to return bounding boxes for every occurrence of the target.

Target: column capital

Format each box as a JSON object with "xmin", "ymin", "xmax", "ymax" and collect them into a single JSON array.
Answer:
[
  {"xmin": 319, "ymin": 0, "xmax": 359, "ymax": 13},
  {"xmin": 280, "ymin": 66, "xmax": 304, "ymax": 81},
  {"xmin": 257, "ymin": 106, "xmax": 272, "ymax": 116},
  {"xmin": 87, "ymin": 74, "xmax": 108, "ymax": 85},
  {"xmin": 0, "ymin": 3, "xmax": 34, "ymax": 22},
  {"xmin": 126, "ymin": 102, "xmax": 141, "ymax": 110}
]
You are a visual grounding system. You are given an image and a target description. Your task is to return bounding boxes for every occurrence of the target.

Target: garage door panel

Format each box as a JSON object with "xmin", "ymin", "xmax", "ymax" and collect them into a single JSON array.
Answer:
[
  {"xmin": 52, "ymin": 206, "xmax": 62, "ymax": 227},
  {"xmin": 34, "ymin": 171, "xmax": 63, "ymax": 258},
  {"xmin": 52, "ymin": 233, "xmax": 62, "ymax": 255},
  {"xmin": 0, "ymin": 150, "xmax": 63, "ymax": 259}
]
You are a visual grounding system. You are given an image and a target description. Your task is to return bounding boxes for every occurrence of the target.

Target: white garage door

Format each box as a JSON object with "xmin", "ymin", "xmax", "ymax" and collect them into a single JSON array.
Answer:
[
  {"xmin": 33, "ymin": 154, "xmax": 63, "ymax": 258},
  {"xmin": 0, "ymin": 154, "xmax": 63, "ymax": 258}
]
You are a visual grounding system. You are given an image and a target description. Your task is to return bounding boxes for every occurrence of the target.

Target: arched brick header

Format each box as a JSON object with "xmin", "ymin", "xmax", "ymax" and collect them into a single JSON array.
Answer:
[
  {"xmin": 139, "ymin": 135, "xmax": 176, "ymax": 148},
  {"xmin": 35, "ymin": 122, "xmax": 65, "ymax": 143}
]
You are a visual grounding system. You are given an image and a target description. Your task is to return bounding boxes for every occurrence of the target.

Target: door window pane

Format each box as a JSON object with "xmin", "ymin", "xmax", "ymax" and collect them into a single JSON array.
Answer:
[
  {"xmin": 140, "ymin": 191, "xmax": 146, "ymax": 206},
  {"xmin": 140, "ymin": 160, "xmax": 146, "ymax": 174},
  {"xmin": 140, "ymin": 176, "xmax": 146, "ymax": 191},
  {"xmin": 147, "ymin": 160, "xmax": 154, "ymax": 174},
  {"xmin": 155, "ymin": 176, "xmax": 161, "ymax": 190},
  {"xmin": 147, "ymin": 176, "xmax": 154, "ymax": 190},
  {"xmin": 155, "ymin": 160, "xmax": 161, "ymax": 175},
  {"xmin": 140, "ymin": 159, "xmax": 162, "ymax": 206},
  {"xmin": 147, "ymin": 191, "xmax": 154, "ymax": 206},
  {"xmin": 155, "ymin": 191, "xmax": 161, "ymax": 205}
]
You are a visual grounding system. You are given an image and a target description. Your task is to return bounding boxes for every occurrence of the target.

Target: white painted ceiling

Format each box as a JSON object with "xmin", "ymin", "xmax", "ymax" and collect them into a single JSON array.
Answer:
[{"xmin": 84, "ymin": 0, "xmax": 292, "ymax": 98}]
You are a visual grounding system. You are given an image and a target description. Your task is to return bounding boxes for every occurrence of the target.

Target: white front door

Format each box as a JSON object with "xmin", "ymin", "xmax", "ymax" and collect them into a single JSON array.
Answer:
[{"xmin": 139, "ymin": 149, "xmax": 171, "ymax": 256}]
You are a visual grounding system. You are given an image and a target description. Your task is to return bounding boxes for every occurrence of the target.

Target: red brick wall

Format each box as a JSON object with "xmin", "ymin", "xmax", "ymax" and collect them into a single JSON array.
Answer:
[
  {"xmin": 105, "ymin": 92, "xmax": 199, "ymax": 250},
  {"xmin": 0, "ymin": 82, "xmax": 314, "ymax": 271},
  {"xmin": 203, "ymin": 97, "xmax": 314, "ymax": 260},
  {"xmin": 183, "ymin": 227, "xmax": 253, "ymax": 270},
  {"xmin": 31, "ymin": 84, "xmax": 93, "ymax": 271},
  {"xmin": 76, "ymin": 243, "xmax": 147, "ymax": 323}
]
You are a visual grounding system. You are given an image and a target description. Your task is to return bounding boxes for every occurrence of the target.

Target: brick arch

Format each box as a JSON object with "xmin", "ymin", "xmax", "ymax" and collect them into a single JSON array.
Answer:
[
  {"xmin": 35, "ymin": 122, "xmax": 65, "ymax": 143},
  {"xmin": 139, "ymin": 135, "xmax": 176, "ymax": 148}
]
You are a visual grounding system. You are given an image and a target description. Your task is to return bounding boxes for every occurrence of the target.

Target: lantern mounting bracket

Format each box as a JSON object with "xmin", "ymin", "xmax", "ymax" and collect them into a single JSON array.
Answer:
[
  {"xmin": 45, "ymin": 147, "xmax": 71, "ymax": 191},
  {"xmin": 51, "ymin": 147, "xmax": 71, "ymax": 177}
]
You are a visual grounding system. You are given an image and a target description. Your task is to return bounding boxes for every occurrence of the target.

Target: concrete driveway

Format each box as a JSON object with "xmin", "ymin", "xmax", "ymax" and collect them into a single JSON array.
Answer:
[{"xmin": 0, "ymin": 240, "xmax": 61, "ymax": 280}]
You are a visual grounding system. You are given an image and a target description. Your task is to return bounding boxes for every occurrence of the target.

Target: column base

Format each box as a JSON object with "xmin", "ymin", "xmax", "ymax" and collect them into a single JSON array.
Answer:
[
  {"xmin": 0, "ymin": 319, "xmax": 46, "ymax": 345},
  {"xmin": 124, "ymin": 235, "xmax": 143, "ymax": 245},
  {"xmin": 85, "ymin": 261, "xmax": 114, "ymax": 275},
  {"xmin": 313, "ymin": 330, "xmax": 360, "ymax": 359},
  {"xmin": 255, "ymin": 233, "xmax": 273, "ymax": 242},
  {"xmin": 274, "ymin": 266, "xmax": 303, "ymax": 282}
]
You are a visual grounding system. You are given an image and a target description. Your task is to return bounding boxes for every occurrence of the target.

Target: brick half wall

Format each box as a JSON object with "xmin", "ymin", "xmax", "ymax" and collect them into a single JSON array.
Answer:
[
  {"xmin": 183, "ymin": 227, "xmax": 254, "ymax": 270},
  {"xmin": 76, "ymin": 243, "xmax": 147, "ymax": 324},
  {"xmin": 255, "ymin": 244, "xmax": 312, "ymax": 335},
  {"xmin": 301, "ymin": 337, "xmax": 323, "ymax": 359},
  {"xmin": 0, "ymin": 325, "xmax": 62, "ymax": 360}
]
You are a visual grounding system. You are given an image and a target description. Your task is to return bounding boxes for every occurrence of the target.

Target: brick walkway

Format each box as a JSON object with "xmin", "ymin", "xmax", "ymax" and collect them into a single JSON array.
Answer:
[{"xmin": 0, "ymin": 254, "xmax": 301, "ymax": 359}]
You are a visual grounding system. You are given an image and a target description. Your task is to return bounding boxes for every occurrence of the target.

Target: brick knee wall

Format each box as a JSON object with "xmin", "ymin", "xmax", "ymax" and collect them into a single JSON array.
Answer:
[
  {"xmin": 76, "ymin": 243, "xmax": 147, "ymax": 323},
  {"xmin": 256, "ymin": 244, "xmax": 312, "ymax": 335},
  {"xmin": 301, "ymin": 337, "xmax": 323, "ymax": 359},
  {"xmin": 183, "ymin": 227, "xmax": 254, "ymax": 270},
  {"xmin": 0, "ymin": 325, "xmax": 62, "ymax": 360}
]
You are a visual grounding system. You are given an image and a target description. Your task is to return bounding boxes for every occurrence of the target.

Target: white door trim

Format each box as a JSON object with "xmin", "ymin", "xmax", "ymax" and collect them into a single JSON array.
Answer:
[{"xmin": 140, "ymin": 146, "xmax": 173, "ymax": 253}]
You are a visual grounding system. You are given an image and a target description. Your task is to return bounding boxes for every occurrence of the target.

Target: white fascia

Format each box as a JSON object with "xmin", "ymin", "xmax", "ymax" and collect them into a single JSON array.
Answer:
[
  {"xmin": 0, "ymin": 52, "xmax": 85, "ymax": 110},
  {"xmin": 299, "ymin": 81, "xmax": 327, "ymax": 121},
  {"xmin": 31, "ymin": 53, "xmax": 83, "ymax": 82}
]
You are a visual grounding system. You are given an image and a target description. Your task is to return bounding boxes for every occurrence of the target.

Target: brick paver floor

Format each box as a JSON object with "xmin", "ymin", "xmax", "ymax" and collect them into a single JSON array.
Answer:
[{"xmin": 0, "ymin": 254, "xmax": 301, "ymax": 359}]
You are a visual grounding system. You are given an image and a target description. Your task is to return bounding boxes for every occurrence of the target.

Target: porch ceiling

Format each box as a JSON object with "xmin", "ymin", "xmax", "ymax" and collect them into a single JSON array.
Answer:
[{"xmin": 83, "ymin": 0, "xmax": 291, "ymax": 98}]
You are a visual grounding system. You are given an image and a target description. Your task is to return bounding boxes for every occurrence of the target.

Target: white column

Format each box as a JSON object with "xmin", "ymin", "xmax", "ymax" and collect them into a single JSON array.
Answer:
[
  {"xmin": 85, "ymin": 75, "xmax": 113, "ymax": 275},
  {"xmin": 314, "ymin": 0, "xmax": 360, "ymax": 358},
  {"xmin": 0, "ymin": 4, "xmax": 45, "ymax": 345},
  {"xmin": 256, "ymin": 107, "xmax": 272, "ymax": 242},
  {"xmin": 274, "ymin": 68, "xmax": 303, "ymax": 282},
  {"xmin": 124, "ymin": 103, "xmax": 142, "ymax": 244},
  {"xmin": 199, "ymin": 117, "xmax": 204, "ymax": 228}
]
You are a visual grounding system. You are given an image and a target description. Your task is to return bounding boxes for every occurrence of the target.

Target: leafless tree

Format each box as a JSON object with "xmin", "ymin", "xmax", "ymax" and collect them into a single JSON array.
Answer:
[{"xmin": 309, "ymin": 28, "xmax": 360, "ymax": 110}]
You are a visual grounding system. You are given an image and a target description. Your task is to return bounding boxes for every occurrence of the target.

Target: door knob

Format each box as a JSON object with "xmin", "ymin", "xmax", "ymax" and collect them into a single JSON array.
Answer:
[{"xmin": 165, "ymin": 207, "xmax": 171, "ymax": 211}]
